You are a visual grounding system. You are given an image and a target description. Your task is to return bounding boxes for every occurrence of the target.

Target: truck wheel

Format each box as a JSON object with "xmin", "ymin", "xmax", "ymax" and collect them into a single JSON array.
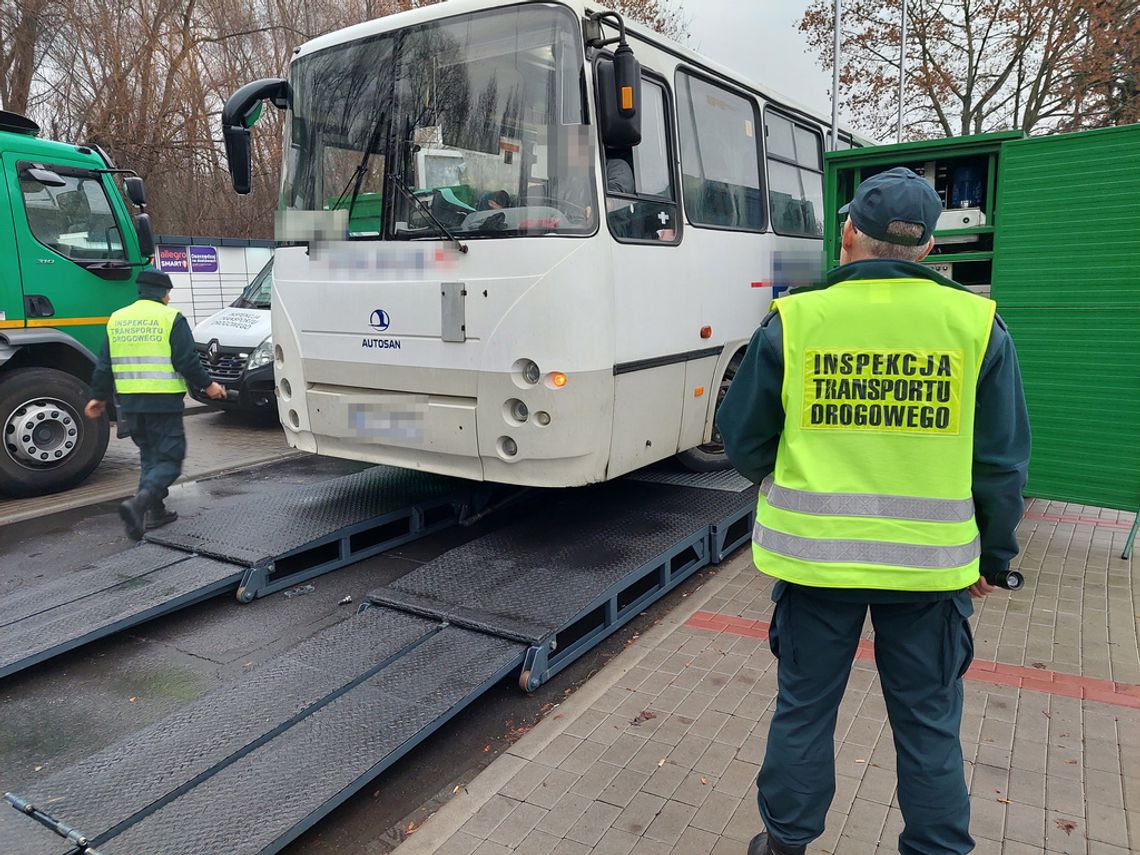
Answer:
[
  {"xmin": 677, "ymin": 351, "xmax": 743, "ymax": 473},
  {"xmin": 0, "ymin": 368, "xmax": 110, "ymax": 498}
]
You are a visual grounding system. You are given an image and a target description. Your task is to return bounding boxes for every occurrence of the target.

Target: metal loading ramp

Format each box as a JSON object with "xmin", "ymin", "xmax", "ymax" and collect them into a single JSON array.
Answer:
[
  {"xmin": 0, "ymin": 466, "xmax": 475, "ymax": 680},
  {"xmin": 2, "ymin": 473, "xmax": 755, "ymax": 854}
]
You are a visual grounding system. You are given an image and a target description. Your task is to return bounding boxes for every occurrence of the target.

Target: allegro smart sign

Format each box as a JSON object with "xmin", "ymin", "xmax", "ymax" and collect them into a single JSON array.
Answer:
[{"xmin": 156, "ymin": 246, "xmax": 188, "ymax": 273}]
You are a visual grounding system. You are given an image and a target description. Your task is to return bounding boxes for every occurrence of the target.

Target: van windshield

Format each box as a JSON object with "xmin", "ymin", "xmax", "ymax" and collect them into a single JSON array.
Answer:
[
  {"xmin": 281, "ymin": 3, "xmax": 596, "ymax": 241},
  {"xmin": 233, "ymin": 260, "xmax": 273, "ymax": 309}
]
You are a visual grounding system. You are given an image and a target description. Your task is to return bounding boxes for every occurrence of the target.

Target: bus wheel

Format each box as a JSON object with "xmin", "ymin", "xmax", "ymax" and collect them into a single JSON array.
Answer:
[
  {"xmin": 677, "ymin": 351, "xmax": 743, "ymax": 473},
  {"xmin": 0, "ymin": 368, "xmax": 110, "ymax": 498}
]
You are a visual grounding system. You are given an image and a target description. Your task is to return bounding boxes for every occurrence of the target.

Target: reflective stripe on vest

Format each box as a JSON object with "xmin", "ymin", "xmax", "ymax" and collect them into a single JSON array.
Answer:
[
  {"xmin": 107, "ymin": 300, "xmax": 187, "ymax": 395},
  {"xmin": 760, "ymin": 475, "xmax": 975, "ymax": 523},
  {"xmin": 752, "ymin": 277, "xmax": 995, "ymax": 592}
]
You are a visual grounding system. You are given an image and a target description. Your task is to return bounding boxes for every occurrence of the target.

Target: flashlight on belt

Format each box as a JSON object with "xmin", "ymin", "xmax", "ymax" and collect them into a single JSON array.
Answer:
[{"xmin": 982, "ymin": 569, "xmax": 1024, "ymax": 591}]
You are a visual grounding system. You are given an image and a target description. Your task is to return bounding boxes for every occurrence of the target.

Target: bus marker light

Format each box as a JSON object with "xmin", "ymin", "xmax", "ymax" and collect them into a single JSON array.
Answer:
[
  {"xmin": 700, "ymin": 326, "xmax": 712, "ymax": 338},
  {"xmin": 621, "ymin": 86, "xmax": 634, "ymax": 110},
  {"xmin": 694, "ymin": 387, "xmax": 705, "ymax": 397},
  {"xmin": 549, "ymin": 372, "xmax": 568, "ymax": 388}
]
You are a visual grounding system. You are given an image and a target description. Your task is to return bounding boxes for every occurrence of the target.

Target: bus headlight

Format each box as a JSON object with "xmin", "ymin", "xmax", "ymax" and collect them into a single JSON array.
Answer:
[{"xmin": 248, "ymin": 335, "xmax": 274, "ymax": 369}]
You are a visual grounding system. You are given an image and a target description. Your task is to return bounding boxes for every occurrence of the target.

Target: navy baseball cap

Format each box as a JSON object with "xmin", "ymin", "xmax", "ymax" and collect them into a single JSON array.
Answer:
[
  {"xmin": 839, "ymin": 166, "xmax": 942, "ymax": 246},
  {"xmin": 136, "ymin": 269, "xmax": 174, "ymax": 297}
]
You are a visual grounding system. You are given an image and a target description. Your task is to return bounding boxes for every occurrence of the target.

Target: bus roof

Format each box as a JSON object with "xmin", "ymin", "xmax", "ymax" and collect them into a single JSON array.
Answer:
[{"xmin": 292, "ymin": 0, "xmax": 864, "ymax": 145}]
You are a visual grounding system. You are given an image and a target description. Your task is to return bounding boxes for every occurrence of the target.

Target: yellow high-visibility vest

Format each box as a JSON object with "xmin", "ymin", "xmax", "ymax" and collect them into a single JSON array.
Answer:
[
  {"xmin": 753, "ymin": 277, "xmax": 996, "ymax": 591},
  {"xmin": 107, "ymin": 299, "xmax": 187, "ymax": 395}
]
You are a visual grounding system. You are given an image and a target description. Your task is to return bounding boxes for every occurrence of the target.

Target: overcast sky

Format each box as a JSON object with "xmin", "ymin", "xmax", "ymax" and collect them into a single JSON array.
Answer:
[{"xmin": 682, "ymin": 0, "xmax": 853, "ymax": 126}]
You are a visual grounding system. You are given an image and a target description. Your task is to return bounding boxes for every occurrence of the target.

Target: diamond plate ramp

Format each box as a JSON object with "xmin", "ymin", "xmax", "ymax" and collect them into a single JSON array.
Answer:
[
  {"xmin": 370, "ymin": 480, "xmax": 755, "ymax": 641},
  {"xmin": 1, "ymin": 543, "xmax": 188, "ymax": 628},
  {"xmin": 100, "ymin": 626, "xmax": 523, "ymax": 855},
  {"xmin": 0, "ymin": 608, "xmax": 441, "ymax": 854},
  {"xmin": 0, "ymin": 550, "xmax": 237, "ymax": 679},
  {"xmin": 146, "ymin": 465, "xmax": 464, "ymax": 566}
]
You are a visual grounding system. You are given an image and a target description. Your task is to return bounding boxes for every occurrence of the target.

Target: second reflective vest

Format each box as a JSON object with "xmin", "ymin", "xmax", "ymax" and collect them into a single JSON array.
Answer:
[
  {"xmin": 107, "ymin": 299, "xmax": 188, "ymax": 395},
  {"xmin": 753, "ymin": 277, "xmax": 996, "ymax": 591}
]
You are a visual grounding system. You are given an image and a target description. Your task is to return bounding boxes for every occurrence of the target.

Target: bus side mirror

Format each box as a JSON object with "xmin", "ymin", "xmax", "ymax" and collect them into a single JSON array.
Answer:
[
  {"xmin": 124, "ymin": 176, "xmax": 147, "ymax": 207},
  {"xmin": 596, "ymin": 50, "xmax": 642, "ymax": 148},
  {"xmin": 221, "ymin": 78, "xmax": 290, "ymax": 195},
  {"xmin": 133, "ymin": 212, "xmax": 155, "ymax": 258}
]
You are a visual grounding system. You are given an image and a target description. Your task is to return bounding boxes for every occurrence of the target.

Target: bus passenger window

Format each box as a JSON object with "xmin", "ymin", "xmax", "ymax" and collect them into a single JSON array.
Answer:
[
  {"xmin": 676, "ymin": 72, "xmax": 764, "ymax": 232},
  {"xmin": 604, "ymin": 78, "xmax": 679, "ymax": 244},
  {"xmin": 765, "ymin": 112, "xmax": 825, "ymax": 238}
]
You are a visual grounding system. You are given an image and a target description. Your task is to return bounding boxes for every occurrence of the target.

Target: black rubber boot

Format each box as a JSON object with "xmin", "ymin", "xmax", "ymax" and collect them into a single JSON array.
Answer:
[
  {"xmin": 748, "ymin": 832, "xmax": 806, "ymax": 855},
  {"xmin": 145, "ymin": 504, "xmax": 178, "ymax": 531},
  {"xmin": 119, "ymin": 489, "xmax": 154, "ymax": 541}
]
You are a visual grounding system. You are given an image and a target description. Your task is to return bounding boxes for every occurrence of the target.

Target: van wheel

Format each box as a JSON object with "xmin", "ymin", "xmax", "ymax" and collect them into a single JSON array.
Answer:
[
  {"xmin": 0, "ymin": 368, "xmax": 110, "ymax": 497},
  {"xmin": 677, "ymin": 351, "xmax": 743, "ymax": 473}
]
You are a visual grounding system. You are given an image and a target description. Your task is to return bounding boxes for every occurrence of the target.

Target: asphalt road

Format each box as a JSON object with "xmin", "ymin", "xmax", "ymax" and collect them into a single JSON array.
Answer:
[{"xmin": 0, "ymin": 452, "xmax": 721, "ymax": 854}]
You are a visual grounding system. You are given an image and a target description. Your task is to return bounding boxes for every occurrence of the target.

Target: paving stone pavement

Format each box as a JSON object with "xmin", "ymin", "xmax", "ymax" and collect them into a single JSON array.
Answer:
[
  {"xmin": 0, "ymin": 407, "xmax": 295, "ymax": 524},
  {"xmin": 395, "ymin": 499, "xmax": 1139, "ymax": 854}
]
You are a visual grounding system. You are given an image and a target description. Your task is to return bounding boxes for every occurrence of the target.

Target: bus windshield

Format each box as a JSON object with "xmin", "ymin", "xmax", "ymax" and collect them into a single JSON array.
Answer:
[{"xmin": 282, "ymin": 3, "xmax": 596, "ymax": 241}]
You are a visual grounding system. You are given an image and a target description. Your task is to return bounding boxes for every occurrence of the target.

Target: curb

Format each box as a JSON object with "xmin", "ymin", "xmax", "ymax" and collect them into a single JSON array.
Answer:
[{"xmin": 391, "ymin": 553, "xmax": 750, "ymax": 854}]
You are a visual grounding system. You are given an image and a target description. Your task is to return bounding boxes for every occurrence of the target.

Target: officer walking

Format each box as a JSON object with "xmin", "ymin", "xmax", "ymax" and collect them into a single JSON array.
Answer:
[
  {"xmin": 717, "ymin": 168, "xmax": 1030, "ymax": 855},
  {"xmin": 85, "ymin": 270, "xmax": 226, "ymax": 540}
]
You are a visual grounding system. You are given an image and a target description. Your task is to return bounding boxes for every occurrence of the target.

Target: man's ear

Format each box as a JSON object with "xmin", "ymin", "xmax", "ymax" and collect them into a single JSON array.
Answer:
[
  {"xmin": 915, "ymin": 236, "xmax": 936, "ymax": 262},
  {"xmin": 841, "ymin": 217, "xmax": 857, "ymax": 251}
]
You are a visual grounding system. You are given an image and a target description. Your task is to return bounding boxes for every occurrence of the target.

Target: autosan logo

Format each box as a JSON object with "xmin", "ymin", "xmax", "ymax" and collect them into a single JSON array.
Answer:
[
  {"xmin": 363, "ymin": 309, "xmax": 401, "ymax": 350},
  {"xmin": 369, "ymin": 309, "xmax": 391, "ymax": 332}
]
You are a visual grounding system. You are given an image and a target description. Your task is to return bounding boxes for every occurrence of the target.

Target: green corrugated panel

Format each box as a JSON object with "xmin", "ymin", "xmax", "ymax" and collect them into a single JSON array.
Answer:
[
  {"xmin": 993, "ymin": 125, "xmax": 1140, "ymax": 308},
  {"xmin": 998, "ymin": 307, "xmax": 1139, "ymax": 510},
  {"xmin": 991, "ymin": 124, "xmax": 1140, "ymax": 511}
]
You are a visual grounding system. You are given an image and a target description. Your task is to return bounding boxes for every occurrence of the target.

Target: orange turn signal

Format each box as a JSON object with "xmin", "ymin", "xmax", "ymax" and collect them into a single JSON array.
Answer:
[
  {"xmin": 621, "ymin": 86, "xmax": 634, "ymax": 111},
  {"xmin": 694, "ymin": 386, "xmax": 705, "ymax": 397},
  {"xmin": 700, "ymin": 326, "xmax": 713, "ymax": 339},
  {"xmin": 550, "ymin": 371, "xmax": 568, "ymax": 388}
]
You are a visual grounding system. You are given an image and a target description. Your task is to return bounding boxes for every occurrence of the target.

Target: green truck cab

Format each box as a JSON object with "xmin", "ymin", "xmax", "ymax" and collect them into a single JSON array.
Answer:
[{"xmin": 0, "ymin": 110, "xmax": 155, "ymax": 497}]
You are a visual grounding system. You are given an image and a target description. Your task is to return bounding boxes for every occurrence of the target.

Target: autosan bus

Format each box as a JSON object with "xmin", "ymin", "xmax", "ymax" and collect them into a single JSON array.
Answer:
[{"xmin": 221, "ymin": 0, "xmax": 860, "ymax": 488}]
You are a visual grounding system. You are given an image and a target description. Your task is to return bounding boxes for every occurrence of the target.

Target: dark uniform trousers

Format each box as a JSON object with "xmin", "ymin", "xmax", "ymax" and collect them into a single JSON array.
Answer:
[
  {"xmin": 124, "ymin": 412, "xmax": 186, "ymax": 501},
  {"xmin": 758, "ymin": 584, "xmax": 976, "ymax": 854}
]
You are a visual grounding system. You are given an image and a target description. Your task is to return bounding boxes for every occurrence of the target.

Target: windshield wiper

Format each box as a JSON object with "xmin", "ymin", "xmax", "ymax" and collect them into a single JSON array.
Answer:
[
  {"xmin": 389, "ymin": 174, "xmax": 469, "ymax": 254},
  {"xmin": 328, "ymin": 106, "xmax": 388, "ymax": 230}
]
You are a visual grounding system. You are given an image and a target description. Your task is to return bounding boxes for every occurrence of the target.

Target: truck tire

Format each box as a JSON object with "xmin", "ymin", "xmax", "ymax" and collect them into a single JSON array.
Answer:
[
  {"xmin": 676, "ymin": 351, "xmax": 743, "ymax": 473},
  {"xmin": 0, "ymin": 367, "xmax": 110, "ymax": 498}
]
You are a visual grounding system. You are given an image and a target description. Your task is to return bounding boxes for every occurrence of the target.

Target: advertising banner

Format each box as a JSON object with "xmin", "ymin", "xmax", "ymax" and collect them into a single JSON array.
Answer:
[
  {"xmin": 156, "ymin": 245, "xmax": 188, "ymax": 273},
  {"xmin": 189, "ymin": 245, "xmax": 219, "ymax": 273}
]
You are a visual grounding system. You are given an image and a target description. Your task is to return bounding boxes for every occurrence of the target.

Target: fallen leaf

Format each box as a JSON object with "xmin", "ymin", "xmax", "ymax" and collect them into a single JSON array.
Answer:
[
  {"xmin": 1054, "ymin": 818, "xmax": 1077, "ymax": 835},
  {"xmin": 129, "ymin": 697, "xmax": 137, "ymax": 703},
  {"xmin": 1065, "ymin": 759, "xmax": 1077, "ymax": 765},
  {"xmin": 700, "ymin": 776, "xmax": 708, "ymax": 785},
  {"xmin": 33, "ymin": 766, "xmax": 42, "ymax": 772},
  {"xmin": 406, "ymin": 821, "xmax": 417, "ymax": 835},
  {"xmin": 1031, "ymin": 662, "xmax": 1046, "ymax": 669},
  {"xmin": 482, "ymin": 745, "xmax": 490, "ymax": 753},
  {"xmin": 553, "ymin": 714, "xmax": 563, "ymax": 720},
  {"xmin": 658, "ymin": 757, "xmax": 667, "ymax": 767},
  {"xmin": 997, "ymin": 797, "xmax": 1011, "ymax": 804},
  {"xmin": 631, "ymin": 710, "xmax": 657, "ymax": 726}
]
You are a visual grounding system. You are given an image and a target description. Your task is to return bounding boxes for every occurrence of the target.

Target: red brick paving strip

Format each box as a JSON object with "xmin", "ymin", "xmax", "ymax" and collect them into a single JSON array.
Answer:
[
  {"xmin": 1021, "ymin": 511, "xmax": 1135, "ymax": 530},
  {"xmin": 685, "ymin": 610, "xmax": 1140, "ymax": 709}
]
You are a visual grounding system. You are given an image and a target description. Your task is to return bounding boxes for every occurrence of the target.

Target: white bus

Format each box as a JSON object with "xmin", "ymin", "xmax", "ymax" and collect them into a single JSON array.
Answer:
[{"xmin": 222, "ymin": 0, "xmax": 860, "ymax": 487}]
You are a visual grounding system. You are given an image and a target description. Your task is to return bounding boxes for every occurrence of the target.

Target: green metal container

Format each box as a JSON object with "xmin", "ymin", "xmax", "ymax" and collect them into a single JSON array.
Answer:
[{"xmin": 824, "ymin": 124, "xmax": 1140, "ymax": 513}]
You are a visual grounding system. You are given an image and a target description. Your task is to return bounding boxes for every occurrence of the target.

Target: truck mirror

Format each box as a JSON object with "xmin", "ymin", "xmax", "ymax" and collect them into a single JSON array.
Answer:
[
  {"xmin": 221, "ymin": 78, "xmax": 290, "ymax": 196},
  {"xmin": 133, "ymin": 212, "xmax": 155, "ymax": 258},
  {"xmin": 23, "ymin": 166, "xmax": 67, "ymax": 188},
  {"xmin": 123, "ymin": 176, "xmax": 147, "ymax": 207},
  {"xmin": 595, "ymin": 52, "xmax": 642, "ymax": 148}
]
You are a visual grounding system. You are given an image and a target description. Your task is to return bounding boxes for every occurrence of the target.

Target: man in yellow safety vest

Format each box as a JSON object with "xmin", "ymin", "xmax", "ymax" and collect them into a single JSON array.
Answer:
[
  {"xmin": 718, "ymin": 167, "xmax": 1030, "ymax": 855},
  {"xmin": 86, "ymin": 270, "xmax": 226, "ymax": 540}
]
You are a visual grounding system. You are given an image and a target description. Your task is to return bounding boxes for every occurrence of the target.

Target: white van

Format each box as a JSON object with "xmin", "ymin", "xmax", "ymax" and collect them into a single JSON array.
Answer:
[{"xmin": 190, "ymin": 259, "xmax": 274, "ymax": 415}]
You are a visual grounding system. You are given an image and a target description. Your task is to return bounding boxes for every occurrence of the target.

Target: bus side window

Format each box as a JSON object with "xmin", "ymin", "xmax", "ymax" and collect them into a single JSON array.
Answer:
[
  {"xmin": 675, "ymin": 71, "xmax": 764, "ymax": 232},
  {"xmin": 765, "ymin": 112, "xmax": 825, "ymax": 238},
  {"xmin": 604, "ymin": 78, "xmax": 679, "ymax": 244}
]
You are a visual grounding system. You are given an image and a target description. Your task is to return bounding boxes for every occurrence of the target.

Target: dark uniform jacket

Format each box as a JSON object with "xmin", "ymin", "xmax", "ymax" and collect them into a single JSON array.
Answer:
[
  {"xmin": 716, "ymin": 259, "xmax": 1031, "ymax": 601},
  {"xmin": 89, "ymin": 298, "xmax": 214, "ymax": 414}
]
